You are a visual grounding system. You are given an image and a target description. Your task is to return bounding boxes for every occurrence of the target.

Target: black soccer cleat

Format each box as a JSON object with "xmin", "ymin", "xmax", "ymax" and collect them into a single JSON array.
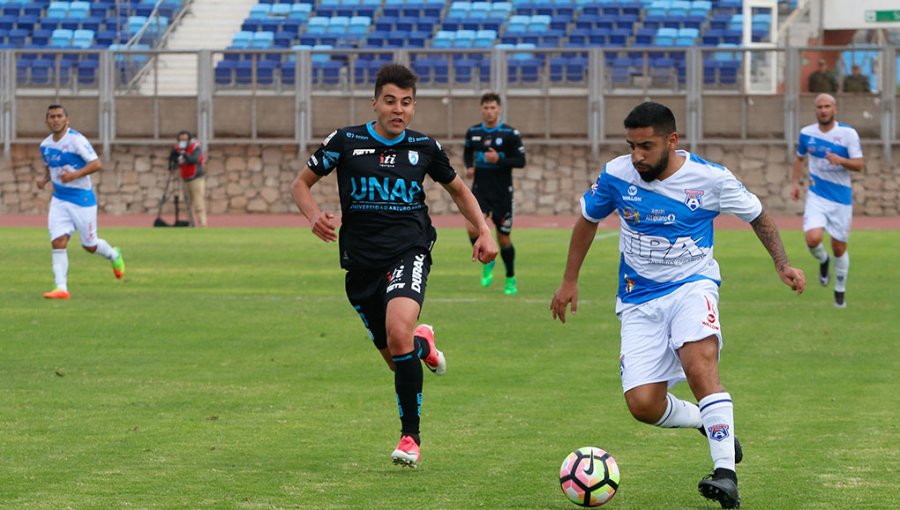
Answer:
[
  {"xmin": 698, "ymin": 427, "xmax": 743, "ymax": 464},
  {"xmin": 818, "ymin": 256, "xmax": 830, "ymax": 286},
  {"xmin": 834, "ymin": 291, "xmax": 846, "ymax": 309},
  {"xmin": 699, "ymin": 469, "xmax": 741, "ymax": 509}
]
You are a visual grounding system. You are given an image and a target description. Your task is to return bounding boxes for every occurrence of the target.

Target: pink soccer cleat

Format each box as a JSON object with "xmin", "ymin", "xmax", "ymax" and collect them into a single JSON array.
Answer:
[
  {"xmin": 391, "ymin": 435, "xmax": 421, "ymax": 468},
  {"xmin": 415, "ymin": 324, "xmax": 446, "ymax": 376}
]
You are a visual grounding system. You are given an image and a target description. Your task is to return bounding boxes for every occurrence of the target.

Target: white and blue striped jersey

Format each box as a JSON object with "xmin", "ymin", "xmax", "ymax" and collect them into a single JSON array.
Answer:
[
  {"xmin": 797, "ymin": 122, "xmax": 862, "ymax": 206},
  {"xmin": 40, "ymin": 128, "xmax": 99, "ymax": 207},
  {"xmin": 581, "ymin": 150, "xmax": 763, "ymax": 312}
]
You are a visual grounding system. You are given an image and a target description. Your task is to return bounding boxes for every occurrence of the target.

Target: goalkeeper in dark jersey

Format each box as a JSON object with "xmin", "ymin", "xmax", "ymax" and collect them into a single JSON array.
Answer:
[
  {"xmin": 291, "ymin": 64, "xmax": 497, "ymax": 469},
  {"xmin": 463, "ymin": 92, "xmax": 527, "ymax": 294}
]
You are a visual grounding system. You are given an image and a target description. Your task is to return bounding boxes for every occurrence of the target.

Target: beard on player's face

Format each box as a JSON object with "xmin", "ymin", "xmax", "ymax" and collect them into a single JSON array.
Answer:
[{"xmin": 635, "ymin": 150, "xmax": 669, "ymax": 182}]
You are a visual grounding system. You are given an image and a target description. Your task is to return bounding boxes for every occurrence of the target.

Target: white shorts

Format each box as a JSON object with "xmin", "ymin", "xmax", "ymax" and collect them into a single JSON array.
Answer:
[
  {"xmin": 48, "ymin": 197, "xmax": 99, "ymax": 247},
  {"xmin": 618, "ymin": 279, "xmax": 723, "ymax": 393},
  {"xmin": 803, "ymin": 193, "xmax": 852, "ymax": 242}
]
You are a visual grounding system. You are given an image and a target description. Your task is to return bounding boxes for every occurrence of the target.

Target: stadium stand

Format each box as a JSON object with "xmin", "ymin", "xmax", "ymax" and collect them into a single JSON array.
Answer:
[
  {"xmin": 4, "ymin": 0, "xmax": 185, "ymax": 87},
  {"xmin": 0, "ymin": 0, "xmax": 804, "ymax": 90}
]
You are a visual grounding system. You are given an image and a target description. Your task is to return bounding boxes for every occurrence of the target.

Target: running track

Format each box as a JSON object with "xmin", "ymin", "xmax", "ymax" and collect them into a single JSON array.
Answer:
[{"xmin": 1, "ymin": 213, "xmax": 899, "ymax": 230}]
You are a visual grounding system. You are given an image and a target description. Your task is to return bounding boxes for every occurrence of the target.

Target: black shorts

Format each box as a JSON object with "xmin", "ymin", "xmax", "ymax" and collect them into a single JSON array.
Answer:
[
  {"xmin": 344, "ymin": 249, "xmax": 432, "ymax": 350},
  {"xmin": 473, "ymin": 187, "xmax": 514, "ymax": 235}
]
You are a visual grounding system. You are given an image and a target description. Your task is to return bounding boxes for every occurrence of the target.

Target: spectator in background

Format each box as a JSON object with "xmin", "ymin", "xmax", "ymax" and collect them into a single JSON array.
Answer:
[
  {"xmin": 168, "ymin": 130, "xmax": 207, "ymax": 227},
  {"xmin": 842, "ymin": 64, "xmax": 870, "ymax": 93},
  {"xmin": 808, "ymin": 59, "xmax": 837, "ymax": 93}
]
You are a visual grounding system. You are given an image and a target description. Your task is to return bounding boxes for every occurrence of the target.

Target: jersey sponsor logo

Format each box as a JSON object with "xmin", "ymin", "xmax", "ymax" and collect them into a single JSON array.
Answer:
[
  {"xmin": 349, "ymin": 176, "xmax": 423, "ymax": 204},
  {"xmin": 322, "ymin": 130, "xmax": 337, "ymax": 145},
  {"xmin": 380, "ymin": 150, "xmax": 396, "ymax": 167},
  {"xmin": 408, "ymin": 150, "xmax": 419, "ymax": 165},
  {"xmin": 407, "ymin": 135, "xmax": 429, "ymax": 143},
  {"xmin": 684, "ymin": 189, "xmax": 704, "ymax": 211},
  {"xmin": 386, "ymin": 268, "xmax": 406, "ymax": 292},
  {"xmin": 622, "ymin": 206, "xmax": 641, "ymax": 224},
  {"xmin": 345, "ymin": 131, "xmax": 369, "ymax": 140},
  {"xmin": 707, "ymin": 424, "xmax": 730, "ymax": 442},
  {"xmin": 309, "ymin": 154, "xmax": 318, "ymax": 166},
  {"xmin": 644, "ymin": 209, "xmax": 677, "ymax": 224},
  {"xmin": 590, "ymin": 182, "xmax": 599, "ymax": 194},
  {"xmin": 352, "ymin": 148, "xmax": 375, "ymax": 156},
  {"xmin": 471, "ymin": 136, "xmax": 482, "ymax": 141},
  {"xmin": 411, "ymin": 253, "xmax": 426, "ymax": 293},
  {"xmin": 702, "ymin": 295, "xmax": 720, "ymax": 330},
  {"xmin": 624, "ymin": 275, "xmax": 635, "ymax": 293},
  {"xmin": 621, "ymin": 229, "xmax": 704, "ymax": 265},
  {"xmin": 623, "ymin": 186, "xmax": 641, "ymax": 202},
  {"xmin": 619, "ymin": 354, "xmax": 625, "ymax": 378}
]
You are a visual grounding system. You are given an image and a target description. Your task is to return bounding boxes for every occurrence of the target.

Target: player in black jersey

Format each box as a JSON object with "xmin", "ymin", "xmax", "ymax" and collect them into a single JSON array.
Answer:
[
  {"xmin": 291, "ymin": 64, "xmax": 497, "ymax": 468},
  {"xmin": 463, "ymin": 92, "xmax": 526, "ymax": 295}
]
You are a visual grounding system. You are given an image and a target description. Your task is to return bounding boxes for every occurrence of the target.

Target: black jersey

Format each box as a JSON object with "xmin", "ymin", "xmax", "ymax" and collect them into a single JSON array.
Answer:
[
  {"xmin": 463, "ymin": 121, "xmax": 526, "ymax": 196},
  {"xmin": 307, "ymin": 122, "xmax": 457, "ymax": 270}
]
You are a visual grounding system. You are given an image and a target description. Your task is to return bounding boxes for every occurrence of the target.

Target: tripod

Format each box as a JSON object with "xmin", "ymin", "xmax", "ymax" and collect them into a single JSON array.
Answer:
[{"xmin": 154, "ymin": 170, "xmax": 191, "ymax": 227}]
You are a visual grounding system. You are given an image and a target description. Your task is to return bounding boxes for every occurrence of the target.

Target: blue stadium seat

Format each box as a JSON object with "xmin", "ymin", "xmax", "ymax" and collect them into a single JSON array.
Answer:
[{"xmin": 69, "ymin": 1, "xmax": 90, "ymax": 18}]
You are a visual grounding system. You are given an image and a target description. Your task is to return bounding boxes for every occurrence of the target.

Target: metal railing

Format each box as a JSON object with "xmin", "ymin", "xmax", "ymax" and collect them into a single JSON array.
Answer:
[{"xmin": 2, "ymin": 44, "xmax": 898, "ymax": 161}]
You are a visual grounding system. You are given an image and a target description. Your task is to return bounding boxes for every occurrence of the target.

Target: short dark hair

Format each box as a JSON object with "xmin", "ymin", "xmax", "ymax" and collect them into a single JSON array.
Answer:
[
  {"xmin": 480, "ymin": 92, "xmax": 501, "ymax": 105},
  {"xmin": 623, "ymin": 102, "xmax": 677, "ymax": 137},
  {"xmin": 177, "ymin": 130, "xmax": 192, "ymax": 139},
  {"xmin": 46, "ymin": 103, "xmax": 68, "ymax": 118},
  {"xmin": 374, "ymin": 63, "xmax": 417, "ymax": 99}
]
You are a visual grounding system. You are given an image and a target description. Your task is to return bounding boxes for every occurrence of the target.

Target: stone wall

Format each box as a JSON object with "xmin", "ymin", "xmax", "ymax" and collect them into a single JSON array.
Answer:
[{"xmin": 2, "ymin": 143, "xmax": 898, "ymax": 217}]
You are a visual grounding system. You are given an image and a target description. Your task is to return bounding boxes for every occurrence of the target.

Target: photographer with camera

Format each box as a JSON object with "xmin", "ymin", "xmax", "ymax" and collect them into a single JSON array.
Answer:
[{"xmin": 168, "ymin": 130, "xmax": 207, "ymax": 228}]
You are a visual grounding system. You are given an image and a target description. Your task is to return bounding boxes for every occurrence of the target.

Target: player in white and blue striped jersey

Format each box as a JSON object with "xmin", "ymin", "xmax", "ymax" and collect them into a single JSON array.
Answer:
[
  {"xmin": 37, "ymin": 104, "xmax": 125, "ymax": 299},
  {"xmin": 551, "ymin": 102, "xmax": 806, "ymax": 509},
  {"xmin": 791, "ymin": 94, "xmax": 865, "ymax": 308}
]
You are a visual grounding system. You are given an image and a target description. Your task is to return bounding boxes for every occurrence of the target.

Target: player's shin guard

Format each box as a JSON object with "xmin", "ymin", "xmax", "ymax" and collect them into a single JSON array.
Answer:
[
  {"xmin": 833, "ymin": 253, "xmax": 849, "ymax": 292},
  {"xmin": 653, "ymin": 393, "xmax": 703, "ymax": 429},
  {"xmin": 93, "ymin": 239, "xmax": 116, "ymax": 260},
  {"xmin": 392, "ymin": 350, "xmax": 423, "ymax": 436},
  {"xmin": 699, "ymin": 392, "xmax": 736, "ymax": 472},
  {"xmin": 52, "ymin": 249, "xmax": 69, "ymax": 291},
  {"xmin": 500, "ymin": 244, "xmax": 515, "ymax": 277}
]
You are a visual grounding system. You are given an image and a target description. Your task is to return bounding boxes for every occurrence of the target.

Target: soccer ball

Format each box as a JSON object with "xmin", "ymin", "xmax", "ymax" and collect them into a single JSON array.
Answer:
[{"xmin": 559, "ymin": 446, "xmax": 620, "ymax": 507}]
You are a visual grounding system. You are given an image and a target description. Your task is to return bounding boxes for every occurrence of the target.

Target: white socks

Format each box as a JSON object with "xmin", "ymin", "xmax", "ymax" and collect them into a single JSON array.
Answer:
[
  {"xmin": 93, "ymin": 239, "xmax": 116, "ymax": 260},
  {"xmin": 654, "ymin": 393, "xmax": 703, "ymax": 429},
  {"xmin": 52, "ymin": 249, "xmax": 68, "ymax": 291},
  {"xmin": 809, "ymin": 243, "xmax": 828, "ymax": 263},
  {"xmin": 833, "ymin": 253, "xmax": 849, "ymax": 292},
  {"xmin": 700, "ymin": 392, "xmax": 736, "ymax": 472}
]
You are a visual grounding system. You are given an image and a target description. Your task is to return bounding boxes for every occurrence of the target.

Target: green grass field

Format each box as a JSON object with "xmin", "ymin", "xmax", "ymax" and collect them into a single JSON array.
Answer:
[{"xmin": 1, "ymin": 226, "xmax": 897, "ymax": 509}]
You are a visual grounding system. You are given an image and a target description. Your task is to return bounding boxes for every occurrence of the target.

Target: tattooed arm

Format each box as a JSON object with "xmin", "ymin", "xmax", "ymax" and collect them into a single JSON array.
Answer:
[{"xmin": 750, "ymin": 211, "xmax": 806, "ymax": 294}]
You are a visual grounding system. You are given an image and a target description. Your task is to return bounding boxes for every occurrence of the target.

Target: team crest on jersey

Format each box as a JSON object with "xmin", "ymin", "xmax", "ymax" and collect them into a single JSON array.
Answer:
[
  {"xmin": 621, "ymin": 206, "xmax": 640, "ymax": 224},
  {"xmin": 495, "ymin": 137, "xmax": 503, "ymax": 146},
  {"xmin": 408, "ymin": 150, "xmax": 419, "ymax": 165},
  {"xmin": 684, "ymin": 189, "xmax": 704, "ymax": 211},
  {"xmin": 707, "ymin": 424, "xmax": 730, "ymax": 442}
]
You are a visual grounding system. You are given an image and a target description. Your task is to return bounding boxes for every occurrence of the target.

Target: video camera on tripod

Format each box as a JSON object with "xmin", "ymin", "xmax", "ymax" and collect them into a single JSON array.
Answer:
[{"xmin": 154, "ymin": 146, "xmax": 191, "ymax": 227}]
